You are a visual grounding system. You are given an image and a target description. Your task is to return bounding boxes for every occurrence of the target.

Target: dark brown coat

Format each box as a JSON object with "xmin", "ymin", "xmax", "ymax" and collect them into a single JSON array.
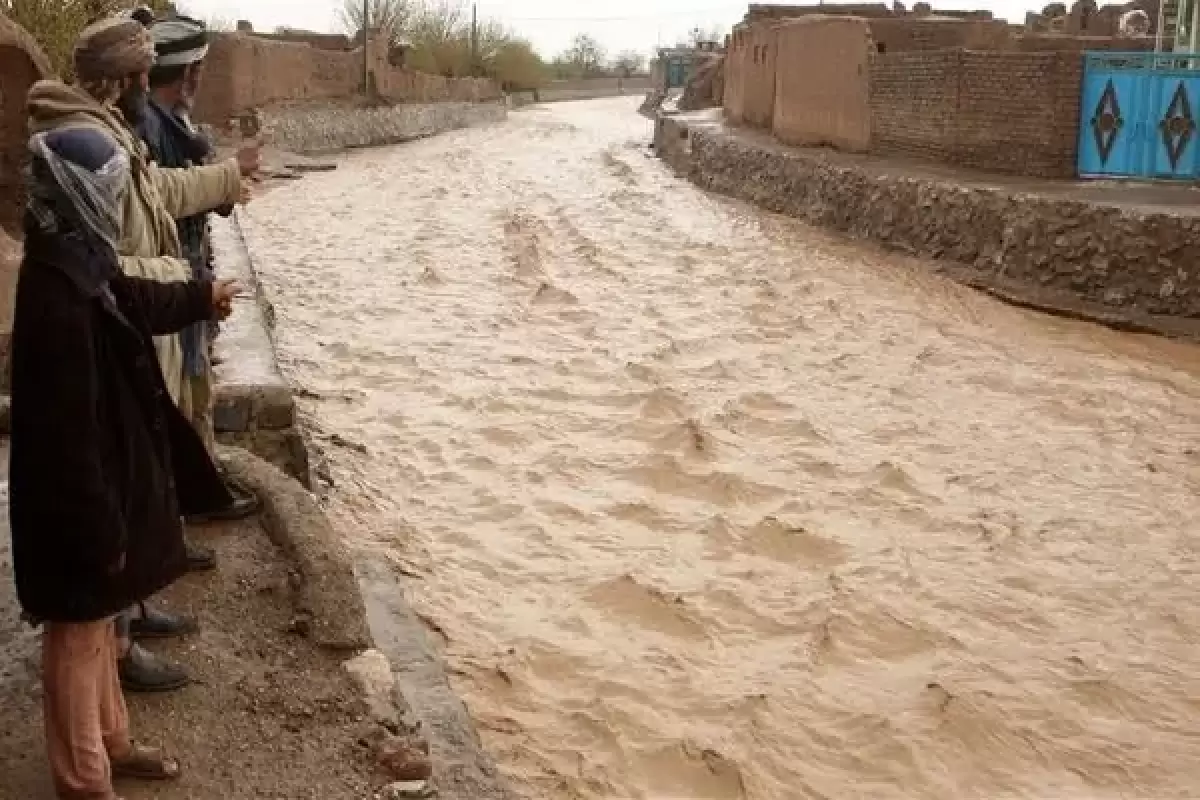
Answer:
[{"xmin": 9, "ymin": 224, "xmax": 232, "ymax": 623}]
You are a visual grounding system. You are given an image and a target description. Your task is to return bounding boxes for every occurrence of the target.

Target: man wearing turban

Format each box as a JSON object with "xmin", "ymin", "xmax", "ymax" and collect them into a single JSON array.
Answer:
[
  {"xmin": 137, "ymin": 13, "xmax": 261, "ymax": 524},
  {"xmin": 26, "ymin": 14, "xmax": 259, "ymax": 694}
]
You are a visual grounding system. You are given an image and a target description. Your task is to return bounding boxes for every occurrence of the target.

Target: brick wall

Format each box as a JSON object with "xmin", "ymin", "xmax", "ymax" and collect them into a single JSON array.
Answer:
[
  {"xmin": 1013, "ymin": 32, "xmax": 1154, "ymax": 50},
  {"xmin": 193, "ymin": 32, "xmax": 501, "ymax": 127},
  {"xmin": 869, "ymin": 48, "xmax": 1083, "ymax": 177},
  {"xmin": 868, "ymin": 51, "xmax": 959, "ymax": 163},
  {"xmin": 773, "ymin": 17, "xmax": 872, "ymax": 152},
  {"xmin": 868, "ymin": 18, "xmax": 1012, "ymax": 51}
]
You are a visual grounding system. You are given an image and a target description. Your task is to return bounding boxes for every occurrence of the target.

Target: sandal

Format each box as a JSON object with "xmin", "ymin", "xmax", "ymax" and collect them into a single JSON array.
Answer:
[{"xmin": 110, "ymin": 743, "xmax": 181, "ymax": 782}]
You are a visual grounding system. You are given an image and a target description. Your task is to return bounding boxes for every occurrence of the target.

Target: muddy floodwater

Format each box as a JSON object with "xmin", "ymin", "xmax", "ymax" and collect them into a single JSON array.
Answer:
[{"xmin": 242, "ymin": 97, "xmax": 1200, "ymax": 800}]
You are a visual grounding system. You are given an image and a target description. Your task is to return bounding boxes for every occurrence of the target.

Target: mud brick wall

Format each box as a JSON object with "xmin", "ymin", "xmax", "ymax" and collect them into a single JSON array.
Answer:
[
  {"xmin": 868, "ymin": 18, "xmax": 1012, "ymax": 52},
  {"xmin": 723, "ymin": 26, "xmax": 749, "ymax": 124},
  {"xmin": 193, "ymin": 33, "xmax": 501, "ymax": 127},
  {"xmin": 0, "ymin": 13, "xmax": 52, "ymax": 240},
  {"xmin": 742, "ymin": 22, "xmax": 779, "ymax": 129},
  {"xmin": 773, "ymin": 17, "xmax": 872, "ymax": 152},
  {"xmin": 869, "ymin": 49, "xmax": 1084, "ymax": 178}
]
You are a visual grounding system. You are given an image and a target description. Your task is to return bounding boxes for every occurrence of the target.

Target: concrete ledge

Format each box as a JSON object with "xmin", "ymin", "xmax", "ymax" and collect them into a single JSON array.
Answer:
[
  {"xmin": 655, "ymin": 111, "xmax": 1200, "ymax": 338},
  {"xmin": 210, "ymin": 213, "xmax": 312, "ymax": 485}
]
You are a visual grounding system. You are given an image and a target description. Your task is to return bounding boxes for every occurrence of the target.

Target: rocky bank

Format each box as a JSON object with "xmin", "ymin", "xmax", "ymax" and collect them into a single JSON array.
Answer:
[{"xmin": 656, "ymin": 110, "xmax": 1200, "ymax": 339}]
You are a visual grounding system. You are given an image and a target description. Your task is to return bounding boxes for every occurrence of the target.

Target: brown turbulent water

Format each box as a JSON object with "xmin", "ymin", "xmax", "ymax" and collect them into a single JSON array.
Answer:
[{"xmin": 242, "ymin": 97, "xmax": 1200, "ymax": 800}]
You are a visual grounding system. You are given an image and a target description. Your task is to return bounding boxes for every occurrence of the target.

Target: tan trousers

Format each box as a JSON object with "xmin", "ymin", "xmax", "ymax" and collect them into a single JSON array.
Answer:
[{"xmin": 42, "ymin": 619, "xmax": 130, "ymax": 800}]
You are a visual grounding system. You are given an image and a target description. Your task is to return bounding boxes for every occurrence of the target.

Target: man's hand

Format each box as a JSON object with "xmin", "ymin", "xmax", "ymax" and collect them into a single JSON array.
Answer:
[
  {"xmin": 211, "ymin": 279, "xmax": 243, "ymax": 320},
  {"xmin": 236, "ymin": 139, "xmax": 261, "ymax": 179}
]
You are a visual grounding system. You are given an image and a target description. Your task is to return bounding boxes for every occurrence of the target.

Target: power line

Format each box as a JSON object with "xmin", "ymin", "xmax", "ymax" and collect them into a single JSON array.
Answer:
[{"xmin": 473, "ymin": 4, "xmax": 745, "ymax": 23}]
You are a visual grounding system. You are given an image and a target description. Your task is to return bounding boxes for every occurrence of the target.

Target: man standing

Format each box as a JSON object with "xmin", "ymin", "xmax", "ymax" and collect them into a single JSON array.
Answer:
[
  {"xmin": 12, "ymin": 123, "xmax": 243, "ymax": 800},
  {"xmin": 26, "ymin": 14, "xmax": 255, "ymax": 693},
  {"xmin": 138, "ymin": 13, "xmax": 259, "ymax": 522}
]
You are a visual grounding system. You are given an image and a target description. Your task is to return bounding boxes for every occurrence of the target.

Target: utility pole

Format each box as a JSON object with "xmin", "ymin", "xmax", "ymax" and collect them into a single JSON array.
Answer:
[
  {"xmin": 363, "ymin": 0, "xmax": 370, "ymax": 93},
  {"xmin": 470, "ymin": 3, "xmax": 479, "ymax": 76}
]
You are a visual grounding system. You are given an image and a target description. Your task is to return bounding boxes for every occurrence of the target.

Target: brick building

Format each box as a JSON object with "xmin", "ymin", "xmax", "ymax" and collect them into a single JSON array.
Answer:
[{"xmin": 720, "ymin": 1, "xmax": 1162, "ymax": 179}]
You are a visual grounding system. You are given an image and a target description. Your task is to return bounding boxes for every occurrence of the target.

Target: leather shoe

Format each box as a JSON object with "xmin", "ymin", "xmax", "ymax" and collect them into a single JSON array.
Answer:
[
  {"xmin": 128, "ymin": 603, "xmax": 198, "ymax": 641},
  {"xmin": 185, "ymin": 539, "xmax": 217, "ymax": 572},
  {"xmin": 118, "ymin": 643, "xmax": 190, "ymax": 693},
  {"xmin": 185, "ymin": 478, "xmax": 261, "ymax": 525}
]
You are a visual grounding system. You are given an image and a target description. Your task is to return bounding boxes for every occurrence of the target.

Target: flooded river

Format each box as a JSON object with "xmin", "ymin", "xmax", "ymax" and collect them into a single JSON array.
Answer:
[{"xmin": 242, "ymin": 97, "xmax": 1200, "ymax": 800}]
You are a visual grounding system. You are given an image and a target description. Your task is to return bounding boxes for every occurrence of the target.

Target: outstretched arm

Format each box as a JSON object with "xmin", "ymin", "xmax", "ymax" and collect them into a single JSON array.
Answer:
[
  {"xmin": 149, "ymin": 159, "xmax": 242, "ymax": 220},
  {"xmin": 113, "ymin": 273, "xmax": 214, "ymax": 335}
]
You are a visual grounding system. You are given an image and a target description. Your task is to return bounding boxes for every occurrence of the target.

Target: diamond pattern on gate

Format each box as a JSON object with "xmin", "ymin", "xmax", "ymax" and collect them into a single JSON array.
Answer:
[
  {"xmin": 1090, "ymin": 79, "xmax": 1123, "ymax": 164},
  {"xmin": 1160, "ymin": 80, "xmax": 1196, "ymax": 170}
]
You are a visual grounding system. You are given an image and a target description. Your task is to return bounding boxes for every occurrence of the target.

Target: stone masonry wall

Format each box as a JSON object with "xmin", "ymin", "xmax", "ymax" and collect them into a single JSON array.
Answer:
[
  {"xmin": 258, "ymin": 101, "xmax": 505, "ymax": 155},
  {"xmin": 535, "ymin": 77, "xmax": 654, "ymax": 103},
  {"xmin": 868, "ymin": 49, "xmax": 1083, "ymax": 178},
  {"xmin": 655, "ymin": 113, "xmax": 1200, "ymax": 325}
]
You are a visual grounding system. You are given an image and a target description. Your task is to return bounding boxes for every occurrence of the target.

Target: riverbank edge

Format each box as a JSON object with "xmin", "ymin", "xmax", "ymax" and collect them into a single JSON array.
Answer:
[
  {"xmin": 653, "ymin": 110, "xmax": 1200, "ymax": 342},
  {"xmin": 214, "ymin": 196, "xmax": 514, "ymax": 797}
]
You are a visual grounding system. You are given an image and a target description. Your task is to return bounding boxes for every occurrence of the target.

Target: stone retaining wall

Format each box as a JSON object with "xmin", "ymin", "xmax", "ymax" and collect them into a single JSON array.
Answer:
[
  {"xmin": 655, "ymin": 112, "xmax": 1200, "ymax": 328},
  {"xmin": 259, "ymin": 101, "xmax": 506, "ymax": 155}
]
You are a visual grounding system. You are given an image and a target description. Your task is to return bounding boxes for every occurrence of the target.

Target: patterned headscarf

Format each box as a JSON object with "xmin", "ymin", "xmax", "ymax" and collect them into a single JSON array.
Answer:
[{"xmin": 74, "ymin": 16, "xmax": 157, "ymax": 83}]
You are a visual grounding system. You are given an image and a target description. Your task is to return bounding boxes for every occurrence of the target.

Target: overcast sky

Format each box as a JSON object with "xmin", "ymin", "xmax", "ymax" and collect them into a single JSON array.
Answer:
[{"xmin": 181, "ymin": 0, "xmax": 1037, "ymax": 58}]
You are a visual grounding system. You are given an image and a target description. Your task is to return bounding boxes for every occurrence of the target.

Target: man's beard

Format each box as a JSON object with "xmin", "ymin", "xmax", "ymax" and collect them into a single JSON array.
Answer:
[{"xmin": 116, "ymin": 83, "xmax": 148, "ymax": 126}]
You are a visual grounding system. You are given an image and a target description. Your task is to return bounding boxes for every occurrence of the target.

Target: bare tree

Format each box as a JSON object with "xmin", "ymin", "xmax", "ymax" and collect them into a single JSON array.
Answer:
[
  {"xmin": 612, "ymin": 49, "xmax": 645, "ymax": 77},
  {"xmin": 407, "ymin": 0, "xmax": 464, "ymax": 48},
  {"xmin": 559, "ymin": 32, "xmax": 606, "ymax": 78},
  {"xmin": 339, "ymin": 0, "xmax": 414, "ymax": 47}
]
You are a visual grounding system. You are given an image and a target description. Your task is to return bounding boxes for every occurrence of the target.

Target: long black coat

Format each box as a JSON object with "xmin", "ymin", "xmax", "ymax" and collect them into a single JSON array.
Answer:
[{"xmin": 9, "ymin": 224, "xmax": 233, "ymax": 623}]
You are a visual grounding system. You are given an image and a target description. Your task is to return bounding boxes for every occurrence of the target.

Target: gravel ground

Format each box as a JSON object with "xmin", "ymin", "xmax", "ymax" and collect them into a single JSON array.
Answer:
[{"xmin": 0, "ymin": 443, "xmax": 385, "ymax": 800}]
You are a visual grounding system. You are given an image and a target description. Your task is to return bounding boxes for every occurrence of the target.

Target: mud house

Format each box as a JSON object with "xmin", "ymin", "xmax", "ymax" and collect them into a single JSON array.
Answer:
[
  {"xmin": 720, "ymin": 0, "xmax": 1199, "ymax": 180},
  {"xmin": 191, "ymin": 27, "xmax": 500, "ymax": 128},
  {"xmin": 0, "ymin": 13, "xmax": 52, "ymax": 240}
]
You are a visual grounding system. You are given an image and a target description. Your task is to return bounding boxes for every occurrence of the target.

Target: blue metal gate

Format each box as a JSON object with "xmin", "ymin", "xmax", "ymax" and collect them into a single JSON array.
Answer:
[
  {"xmin": 1078, "ymin": 52, "xmax": 1200, "ymax": 180},
  {"xmin": 666, "ymin": 57, "xmax": 688, "ymax": 89}
]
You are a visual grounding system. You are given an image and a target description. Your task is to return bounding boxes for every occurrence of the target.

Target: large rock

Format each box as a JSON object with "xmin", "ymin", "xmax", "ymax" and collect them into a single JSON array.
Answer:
[{"xmin": 0, "ymin": 13, "xmax": 53, "ymax": 239}]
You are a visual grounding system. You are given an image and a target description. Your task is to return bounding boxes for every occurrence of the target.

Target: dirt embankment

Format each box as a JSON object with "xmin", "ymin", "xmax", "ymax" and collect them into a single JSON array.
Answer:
[{"xmin": 0, "ymin": 448, "xmax": 436, "ymax": 800}]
